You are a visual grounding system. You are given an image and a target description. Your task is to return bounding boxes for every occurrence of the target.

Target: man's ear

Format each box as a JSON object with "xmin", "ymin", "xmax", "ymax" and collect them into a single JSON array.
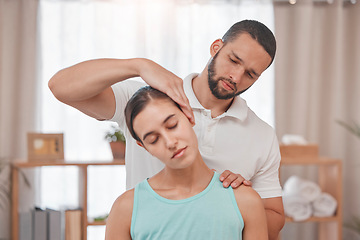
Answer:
[{"xmin": 210, "ymin": 39, "xmax": 224, "ymax": 57}]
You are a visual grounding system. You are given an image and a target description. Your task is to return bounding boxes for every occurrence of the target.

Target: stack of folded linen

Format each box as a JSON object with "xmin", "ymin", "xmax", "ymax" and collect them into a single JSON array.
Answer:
[
  {"xmin": 282, "ymin": 195, "xmax": 313, "ymax": 221},
  {"xmin": 312, "ymin": 192, "xmax": 337, "ymax": 217},
  {"xmin": 282, "ymin": 175, "xmax": 337, "ymax": 221}
]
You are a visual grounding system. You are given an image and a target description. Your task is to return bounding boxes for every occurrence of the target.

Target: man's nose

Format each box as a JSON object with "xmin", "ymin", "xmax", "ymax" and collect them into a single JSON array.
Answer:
[{"xmin": 229, "ymin": 66, "xmax": 245, "ymax": 83}]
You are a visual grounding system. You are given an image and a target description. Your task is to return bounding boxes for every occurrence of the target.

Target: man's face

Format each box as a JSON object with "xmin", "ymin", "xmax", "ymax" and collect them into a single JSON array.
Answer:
[{"xmin": 207, "ymin": 33, "xmax": 272, "ymax": 100}]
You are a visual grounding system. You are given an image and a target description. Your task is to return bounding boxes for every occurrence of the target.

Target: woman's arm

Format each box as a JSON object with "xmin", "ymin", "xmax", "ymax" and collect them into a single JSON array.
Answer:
[
  {"xmin": 105, "ymin": 189, "xmax": 134, "ymax": 240},
  {"xmin": 234, "ymin": 186, "xmax": 268, "ymax": 240}
]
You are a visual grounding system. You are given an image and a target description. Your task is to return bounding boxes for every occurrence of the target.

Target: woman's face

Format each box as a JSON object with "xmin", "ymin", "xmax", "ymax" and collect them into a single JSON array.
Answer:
[{"xmin": 133, "ymin": 99, "xmax": 199, "ymax": 169}]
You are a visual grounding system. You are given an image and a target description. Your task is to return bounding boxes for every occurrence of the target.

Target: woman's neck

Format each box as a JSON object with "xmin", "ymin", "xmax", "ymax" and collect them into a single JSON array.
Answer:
[{"xmin": 148, "ymin": 155, "xmax": 214, "ymax": 200}]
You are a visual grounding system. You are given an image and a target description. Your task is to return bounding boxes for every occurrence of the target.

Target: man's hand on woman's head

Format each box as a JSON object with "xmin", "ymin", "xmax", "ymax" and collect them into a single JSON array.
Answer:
[
  {"xmin": 139, "ymin": 58, "xmax": 195, "ymax": 124},
  {"xmin": 219, "ymin": 170, "xmax": 252, "ymax": 188}
]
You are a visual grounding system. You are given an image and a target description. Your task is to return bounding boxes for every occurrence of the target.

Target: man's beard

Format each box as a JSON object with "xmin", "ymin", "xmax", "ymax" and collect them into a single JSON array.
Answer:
[{"xmin": 207, "ymin": 52, "xmax": 249, "ymax": 100}]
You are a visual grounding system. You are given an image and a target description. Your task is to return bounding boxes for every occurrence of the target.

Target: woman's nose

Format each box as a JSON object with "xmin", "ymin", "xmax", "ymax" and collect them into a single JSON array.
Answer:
[{"xmin": 164, "ymin": 134, "xmax": 177, "ymax": 149}]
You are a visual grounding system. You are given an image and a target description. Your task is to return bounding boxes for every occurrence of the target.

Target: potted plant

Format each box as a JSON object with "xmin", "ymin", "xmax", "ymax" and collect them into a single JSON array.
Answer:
[
  {"xmin": 0, "ymin": 159, "xmax": 30, "ymax": 239},
  {"xmin": 0, "ymin": 161, "xmax": 11, "ymax": 239},
  {"xmin": 105, "ymin": 124, "xmax": 126, "ymax": 159},
  {"xmin": 337, "ymin": 120, "xmax": 360, "ymax": 236},
  {"xmin": 337, "ymin": 120, "xmax": 360, "ymax": 139}
]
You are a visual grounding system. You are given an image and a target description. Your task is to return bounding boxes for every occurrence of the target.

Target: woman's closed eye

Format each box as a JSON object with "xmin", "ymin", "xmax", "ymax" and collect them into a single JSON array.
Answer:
[
  {"xmin": 147, "ymin": 135, "xmax": 159, "ymax": 145},
  {"xmin": 167, "ymin": 122, "xmax": 178, "ymax": 130}
]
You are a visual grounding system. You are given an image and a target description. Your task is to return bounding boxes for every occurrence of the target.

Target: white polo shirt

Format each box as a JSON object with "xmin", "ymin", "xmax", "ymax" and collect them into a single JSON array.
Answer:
[{"xmin": 111, "ymin": 74, "xmax": 282, "ymax": 198}]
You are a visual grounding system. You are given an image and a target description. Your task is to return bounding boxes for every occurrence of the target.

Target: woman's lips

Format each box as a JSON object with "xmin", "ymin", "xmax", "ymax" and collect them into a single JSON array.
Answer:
[{"xmin": 172, "ymin": 147, "xmax": 187, "ymax": 159}]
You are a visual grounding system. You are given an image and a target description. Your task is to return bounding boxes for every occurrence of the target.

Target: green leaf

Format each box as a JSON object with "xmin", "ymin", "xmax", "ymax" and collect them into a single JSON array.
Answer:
[
  {"xmin": 336, "ymin": 120, "xmax": 360, "ymax": 139},
  {"xmin": 344, "ymin": 216, "xmax": 360, "ymax": 235},
  {"xmin": 105, "ymin": 124, "xmax": 126, "ymax": 143}
]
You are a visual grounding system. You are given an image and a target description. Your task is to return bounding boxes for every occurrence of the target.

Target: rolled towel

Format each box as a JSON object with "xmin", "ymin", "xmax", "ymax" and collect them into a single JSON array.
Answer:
[
  {"xmin": 283, "ymin": 195, "xmax": 313, "ymax": 221},
  {"xmin": 283, "ymin": 175, "xmax": 321, "ymax": 202},
  {"xmin": 281, "ymin": 134, "xmax": 308, "ymax": 145},
  {"xmin": 312, "ymin": 192, "xmax": 337, "ymax": 217}
]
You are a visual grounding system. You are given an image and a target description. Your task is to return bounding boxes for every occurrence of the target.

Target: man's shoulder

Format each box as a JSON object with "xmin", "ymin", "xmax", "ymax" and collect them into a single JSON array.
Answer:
[
  {"xmin": 244, "ymin": 105, "xmax": 272, "ymax": 126},
  {"xmin": 110, "ymin": 79, "xmax": 147, "ymax": 124},
  {"xmin": 112, "ymin": 79, "xmax": 147, "ymax": 93}
]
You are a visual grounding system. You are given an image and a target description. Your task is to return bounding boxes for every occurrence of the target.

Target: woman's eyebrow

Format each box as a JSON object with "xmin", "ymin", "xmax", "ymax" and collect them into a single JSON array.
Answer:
[
  {"xmin": 162, "ymin": 114, "xmax": 175, "ymax": 124},
  {"xmin": 143, "ymin": 131, "xmax": 155, "ymax": 142},
  {"xmin": 142, "ymin": 114, "xmax": 176, "ymax": 141}
]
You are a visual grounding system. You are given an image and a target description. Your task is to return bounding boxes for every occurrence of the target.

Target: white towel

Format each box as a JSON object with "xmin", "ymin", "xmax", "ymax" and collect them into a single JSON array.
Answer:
[
  {"xmin": 283, "ymin": 175, "xmax": 321, "ymax": 202},
  {"xmin": 312, "ymin": 192, "xmax": 337, "ymax": 217},
  {"xmin": 283, "ymin": 195, "xmax": 313, "ymax": 221},
  {"xmin": 281, "ymin": 134, "xmax": 308, "ymax": 145}
]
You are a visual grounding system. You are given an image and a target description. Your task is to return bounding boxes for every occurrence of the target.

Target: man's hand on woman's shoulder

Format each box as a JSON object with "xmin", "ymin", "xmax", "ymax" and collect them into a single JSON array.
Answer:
[{"xmin": 219, "ymin": 170, "xmax": 252, "ymax": 189}]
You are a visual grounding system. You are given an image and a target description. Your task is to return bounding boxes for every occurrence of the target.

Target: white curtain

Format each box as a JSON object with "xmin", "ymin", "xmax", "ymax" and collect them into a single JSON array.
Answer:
[{"xmin": 38, "ymin": 0, "xmax": 275, "ymax": 238}]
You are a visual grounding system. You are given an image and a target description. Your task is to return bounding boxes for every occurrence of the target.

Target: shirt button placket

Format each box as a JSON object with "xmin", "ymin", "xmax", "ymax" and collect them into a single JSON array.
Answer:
[{"xmin": 202, "ymin": 110, "xmax": 216, "ymax": 154}]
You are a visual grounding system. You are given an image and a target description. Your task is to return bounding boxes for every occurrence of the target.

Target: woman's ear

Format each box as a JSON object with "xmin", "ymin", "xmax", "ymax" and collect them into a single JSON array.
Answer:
[
  {"xmin": 136, "ymin": 141, "xmax": 144, "ymax": 148},
  {"xmin": 190, "ymin": 119, "xmax": 195, "ymax": 127},
  {"xmin": 210, "ymin": 39, "xmax": 224, "ymax": 57}
]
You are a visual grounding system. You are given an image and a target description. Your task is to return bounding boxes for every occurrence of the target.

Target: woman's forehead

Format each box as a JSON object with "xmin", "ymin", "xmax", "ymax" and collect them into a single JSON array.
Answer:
[
  {"xmin": 149, "ymin": 98, "xmax": 178, "ymax": 111},
  {"xmin": 134, "ymin": 100, "xmax": 179, "ymax": 126}
]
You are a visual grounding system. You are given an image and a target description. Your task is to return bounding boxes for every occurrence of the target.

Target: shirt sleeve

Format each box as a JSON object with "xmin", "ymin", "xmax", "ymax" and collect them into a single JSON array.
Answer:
[
  {"xmin": 109, "ymin": 79, "xmax": 147, "ymax": 132},
  {"xmin": 251, "ymin": 133, "xmax": 283, "ymax": 199}
]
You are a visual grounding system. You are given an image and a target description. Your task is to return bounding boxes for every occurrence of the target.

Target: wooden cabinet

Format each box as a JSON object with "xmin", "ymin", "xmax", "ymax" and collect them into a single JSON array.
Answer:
[
  {"xmin": 11, "ymin": 159, "xmax": 125, "ymax": 240},
  {"xmin": 280, "ymin": 145, "xmax": 343, "ymax": 240}
]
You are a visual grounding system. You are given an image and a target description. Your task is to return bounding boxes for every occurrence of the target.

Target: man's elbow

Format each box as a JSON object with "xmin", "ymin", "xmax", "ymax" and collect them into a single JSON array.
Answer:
[
  {"xmin": 266, "ymin": 208, "xmax": 285, "ymax": 240},
  {"xmin": 49, "ymin": 72, "xmax": 61, "ymax": 97},
  {"xmin": 48, "ymin": 71, "xmax": 70, "ymax": 103},
  {"xmin": 277, "ymin": 210, "xmax": 285, "ymax": 231}
]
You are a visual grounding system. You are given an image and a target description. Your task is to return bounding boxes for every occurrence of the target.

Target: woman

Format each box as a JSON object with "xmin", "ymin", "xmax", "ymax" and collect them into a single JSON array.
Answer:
[{"xmin": 105, "ymin": 86, "xmax": 267, "ymax": 240}]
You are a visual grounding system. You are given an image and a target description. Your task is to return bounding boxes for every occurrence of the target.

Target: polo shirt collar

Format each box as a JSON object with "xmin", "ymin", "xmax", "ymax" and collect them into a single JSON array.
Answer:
[{"xmin": 183, "ymin": 73, "xmax": 248, "ymax": 121}]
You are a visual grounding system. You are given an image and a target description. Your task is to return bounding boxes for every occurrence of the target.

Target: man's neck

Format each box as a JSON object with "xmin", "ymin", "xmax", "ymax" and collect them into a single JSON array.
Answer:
[{"xmin": 192, "ymin": 69, "xmax": 233, "ymax": 118}]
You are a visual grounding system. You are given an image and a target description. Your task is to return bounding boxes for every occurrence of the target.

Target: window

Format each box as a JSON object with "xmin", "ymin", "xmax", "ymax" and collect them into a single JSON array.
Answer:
[{"xmin": 38, "ymin": 0, "xmax": 274, "ymax": 238}]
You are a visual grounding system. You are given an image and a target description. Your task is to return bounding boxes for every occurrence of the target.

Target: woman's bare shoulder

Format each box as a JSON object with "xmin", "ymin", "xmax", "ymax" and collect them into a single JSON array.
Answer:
[
  {"xmin": 105, "ymin": 189, "xmax": 135, "ymax": 240},
  {"xmin": 233, "ymin": 185, "xmax": 263, "ymax": 209},
  {"xmin": 112, "ymin": 189, "xmax": 135, "ymax": 212}
]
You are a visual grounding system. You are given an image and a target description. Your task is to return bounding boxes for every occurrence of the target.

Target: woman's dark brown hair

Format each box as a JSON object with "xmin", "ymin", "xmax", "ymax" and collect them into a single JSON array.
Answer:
[{"xmin": 124, "ymin": 86, "xmax": 181, "ymax": 143}]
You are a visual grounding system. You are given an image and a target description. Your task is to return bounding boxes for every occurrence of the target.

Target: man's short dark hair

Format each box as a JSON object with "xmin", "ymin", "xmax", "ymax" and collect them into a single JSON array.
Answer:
[{"xmin": 222, "ymin": 20, "xmax": 276, "ymax": 67}]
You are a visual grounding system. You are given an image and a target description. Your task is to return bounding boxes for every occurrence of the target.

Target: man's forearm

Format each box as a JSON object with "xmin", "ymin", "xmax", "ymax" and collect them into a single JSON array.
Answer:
[
  {"xmin": 48, "ymin": 58, "xmax": 144, "ymax": 103},
  {"xmin": 48, "ymin": 57, "xmax": 191, "ymax": 121},
  {"xmin": 265, "ymin": 208, "xmax": 285, "ymax": 240}
]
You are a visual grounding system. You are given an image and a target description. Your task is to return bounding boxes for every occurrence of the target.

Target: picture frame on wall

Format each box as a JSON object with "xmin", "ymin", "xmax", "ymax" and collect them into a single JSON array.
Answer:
[{"xmin": 27, "ymin": 133, "xmax": 64, "ymax": 162}]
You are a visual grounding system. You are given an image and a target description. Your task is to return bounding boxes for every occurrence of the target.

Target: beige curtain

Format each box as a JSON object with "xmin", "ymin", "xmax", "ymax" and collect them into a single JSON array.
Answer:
[
  {"xmin": 0, "ymin": 0, "xmax": 39, "ymax": 238},
  {"xmin": 0, "ymin": 0, "xmax": 39, "ymax": 159},
  {"xmin": 275, "ymin": 0, "xmax": 360, "ymax": 239}
]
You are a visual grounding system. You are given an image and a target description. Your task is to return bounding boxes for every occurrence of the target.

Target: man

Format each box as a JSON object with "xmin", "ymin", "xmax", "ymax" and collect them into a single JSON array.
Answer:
[{"xmin": 49, "ymin": 20, "xmax": 285, "ymax": 239}]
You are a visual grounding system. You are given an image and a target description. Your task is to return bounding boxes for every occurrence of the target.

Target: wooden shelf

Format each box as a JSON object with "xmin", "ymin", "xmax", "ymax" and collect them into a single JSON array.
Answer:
[
  {"xmin": 12, "ymin": 159, "xmax": 125, "ymax": 167},
  {"xmin": 285, "ymin": 216, "xmax": 339, "ymax": 223},
  {"xmin": 281, "ymin": 157, "xmax": 341, "ymax": 165},
  {"xmin": 280, "ymin": 145, "xmax": 343, "ymax": 240},
  {"xmin": 11, "ymin": 159, "xmax": 125, "ymax": 240},
  {"xmin": 87, "ymin": 220, "xmax": 107, "ymax": 226}
]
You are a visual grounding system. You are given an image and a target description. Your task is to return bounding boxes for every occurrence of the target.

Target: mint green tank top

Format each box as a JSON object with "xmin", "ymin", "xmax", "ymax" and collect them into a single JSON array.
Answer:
[{"xmin": 130, "ymin": 172, "xmax": 244, "ymax": 240}]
